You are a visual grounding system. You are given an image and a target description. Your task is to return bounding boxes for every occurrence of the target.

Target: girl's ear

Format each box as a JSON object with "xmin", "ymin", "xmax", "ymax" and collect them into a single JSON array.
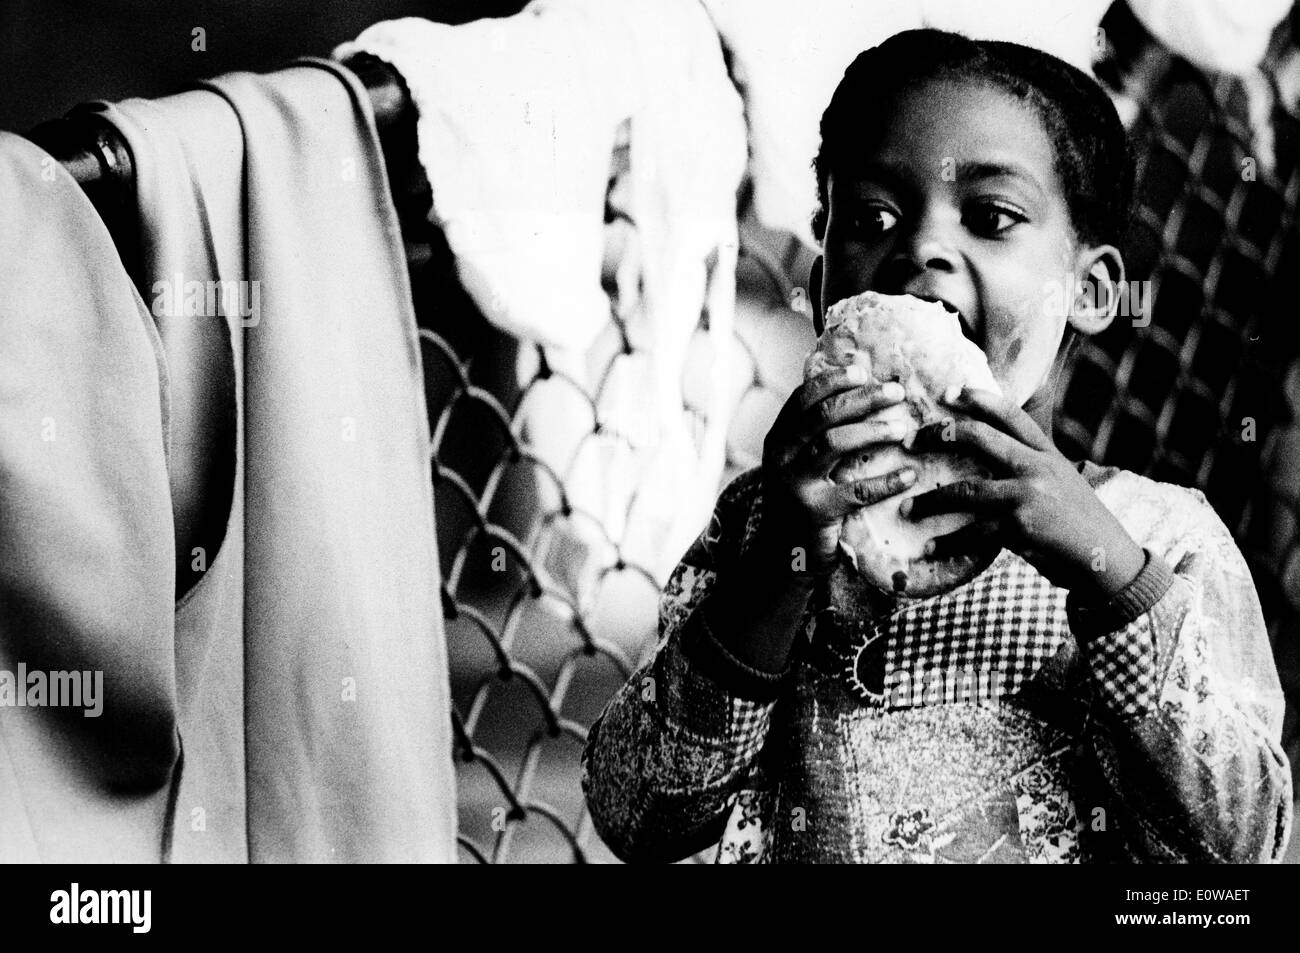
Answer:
[
  {"xmin": 1067, "ymin": 244, "xmax": 1126, "ymax": 336},
  {"xmin": 809, "ymin": 256, "xmax": 825, "ymax": 337}
]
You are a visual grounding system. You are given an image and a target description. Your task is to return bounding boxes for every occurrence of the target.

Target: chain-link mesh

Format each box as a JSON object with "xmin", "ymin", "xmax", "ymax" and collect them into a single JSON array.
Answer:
[
  {"xmin": 401, "ymin": 1, "xmax": 1300, "ymax": 862},
  {"xmin": 407, "ymin": 191, "xmax": 798, "ymax": 861}
]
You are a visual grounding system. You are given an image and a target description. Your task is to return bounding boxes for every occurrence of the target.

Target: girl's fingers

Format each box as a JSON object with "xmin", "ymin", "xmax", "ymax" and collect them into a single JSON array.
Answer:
[
  {"xmin": 805, "ymin": 417, "xmax": 909, "ymax": 474},
  {"xmin": 944, "ymin": 387, "xmax": 1053, "ymax": 452},
  {"xmin": 899, "ymin": 478, "xmax": 1019, "ymax": 521},
  {"xmin": 768, "ymin": 370, "xmax": 867, "ymax": 466},
  {"xmin": 799, "ymin": 379, "xmax": 906, "ymax": 435},
  {"xmin": 905, "ymin": 416, "xmax": 1032, "ymax": 474},
  {"xmin": 779, "ymin": 374, "xmax": 906, "ymax": 462},
  {"xmin": 826, "ymin": 466, "xmax": 917, "ymax": 513},
  {"xmin": 797, "ymin": 365, "xmax": 873, "ymax": 412},
  {"xmin": 922, "ymin": 518, "xmax": 1002, "ymax": 560},
  {"xmin": 769, "ymin": 369, "xmax": 858, "ymax": 448}
]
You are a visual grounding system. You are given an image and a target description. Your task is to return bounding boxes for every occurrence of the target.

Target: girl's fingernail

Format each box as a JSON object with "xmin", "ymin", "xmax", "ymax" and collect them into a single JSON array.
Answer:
[
  {"xmin": 942, "ymin": 384, "xmax": 964, "ymax": 404},
  {"xmin": 847, "ymin": 365, "xmax": 869, "ymax": 383},
  {"xmin": 882, "ymin": 381, "xmax": 905, "ymax": 400},
  {"xmin": 922, "ymin": 538, "xmax": 937, "ymax": 557},
  {"xmin": 899, "ymin": 469, "xmax": 916, "ymax": 487},
  {"xmin": 898, "ymin": 498, "xmax": 913, "ymax": 517},
  {"xmin": 901, "ymin": 429, "xmax": 917, "ymax": 450}
]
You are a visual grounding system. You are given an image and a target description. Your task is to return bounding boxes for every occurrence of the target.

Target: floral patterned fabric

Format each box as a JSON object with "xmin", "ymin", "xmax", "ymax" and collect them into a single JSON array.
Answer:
[{"xmin": 581, "ymin": 464, "xmax": 1294, "ymax": 863}]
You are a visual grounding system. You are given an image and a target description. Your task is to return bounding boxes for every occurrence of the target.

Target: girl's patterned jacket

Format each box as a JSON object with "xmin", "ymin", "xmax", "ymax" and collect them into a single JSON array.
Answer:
[{"xmin": 581, "ymin": 463, "xmax": 1293, "ymax": 863}]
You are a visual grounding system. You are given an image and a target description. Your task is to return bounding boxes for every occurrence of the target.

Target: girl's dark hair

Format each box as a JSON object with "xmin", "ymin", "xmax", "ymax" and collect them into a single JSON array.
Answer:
[{"xmin": 811, "ymin": 29, "xmax": 1133, "ymax": 248}]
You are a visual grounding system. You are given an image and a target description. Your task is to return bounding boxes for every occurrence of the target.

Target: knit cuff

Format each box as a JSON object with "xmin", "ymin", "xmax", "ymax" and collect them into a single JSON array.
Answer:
[
  {"xmin": 1066, "ymin": 548, "xmax": 1176, "ymax": 641},
  {"xmin": 653, "ymin": 617, "xmax": 777, "ymax": 767},
  {"xmin": 681, "ymin": 610, "xmax": 793, "ymax": 704}
]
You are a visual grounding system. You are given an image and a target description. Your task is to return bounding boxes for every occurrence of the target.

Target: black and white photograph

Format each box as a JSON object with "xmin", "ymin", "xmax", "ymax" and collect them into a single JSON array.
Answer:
[{"xmin": 1, "ymin": 0, "xmax": 1298, "ymax": 929}]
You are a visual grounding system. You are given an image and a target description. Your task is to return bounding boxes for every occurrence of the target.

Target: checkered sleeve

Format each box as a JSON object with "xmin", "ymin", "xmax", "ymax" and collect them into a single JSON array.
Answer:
[
  {"xmin": 1068, "ymin": 549, "xmax": 1176, "ymax": 719},
  {"xmin": 581, "ymin": 469, "xmax": 779, "ymax": 863},
  {"xmin": 1083, "ymin": 615, "xmax": 1161, "ymax": 719},
  {"xmin": 1077, "ymin": 489, "xmax": 1293, "ymax": 863}
]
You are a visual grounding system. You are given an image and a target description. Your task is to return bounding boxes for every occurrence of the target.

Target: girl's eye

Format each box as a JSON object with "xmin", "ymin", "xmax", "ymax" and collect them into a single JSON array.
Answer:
[
  {"xmin": 964, "ymin": 202, "xmax": 1025, "ymax": 237},
  {"xmin": 849, "ymin": 206, "xmax": 898, "ymax": 237}
]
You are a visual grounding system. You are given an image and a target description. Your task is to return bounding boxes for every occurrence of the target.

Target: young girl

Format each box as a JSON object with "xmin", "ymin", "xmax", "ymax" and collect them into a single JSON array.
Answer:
[{"xmin": 581, "ymin": 29, "xmax": 1293, "ymax": 863}]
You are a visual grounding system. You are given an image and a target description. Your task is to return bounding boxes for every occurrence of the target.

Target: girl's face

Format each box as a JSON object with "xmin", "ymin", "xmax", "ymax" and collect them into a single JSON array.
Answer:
[{"xmin": 816, "ymin": 79, "xmax": 1094, "ymax": 425}]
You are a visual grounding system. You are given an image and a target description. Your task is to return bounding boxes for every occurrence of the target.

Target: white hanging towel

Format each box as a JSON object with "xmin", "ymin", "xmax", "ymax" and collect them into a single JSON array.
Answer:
[{"xmin": 339, "ymin": 2, "xmax": 747, "ymax": 586}]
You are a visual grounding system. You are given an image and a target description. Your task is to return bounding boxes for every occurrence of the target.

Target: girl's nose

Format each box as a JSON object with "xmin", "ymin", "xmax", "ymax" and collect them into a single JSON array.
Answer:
[
  {"xmin": 911, "ymin": 238, "xmax": 957, "ymax": 271},
  {"xmin": 877, "ymin": 220, "xmax": 960, "ymax": 293},
  {"xmin": 899, "ymin": 207, "xmax": 960, "ymax": 273}
]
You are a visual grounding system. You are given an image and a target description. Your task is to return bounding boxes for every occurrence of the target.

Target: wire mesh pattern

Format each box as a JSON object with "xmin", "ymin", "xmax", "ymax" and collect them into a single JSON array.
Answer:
[
  {"xmin": 410, "ymin": 197, "xmax": 798, "ymax": 861},
  {"xmin": 406, "ymin": 1, "xmax": 1300, "ymax": 862}
]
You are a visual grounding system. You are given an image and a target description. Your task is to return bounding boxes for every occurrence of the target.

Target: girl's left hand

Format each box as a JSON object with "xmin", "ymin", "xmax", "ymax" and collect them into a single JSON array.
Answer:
[{"xmin": 899, "ymin": 387, "xmax": 1145, "ymax": 601}]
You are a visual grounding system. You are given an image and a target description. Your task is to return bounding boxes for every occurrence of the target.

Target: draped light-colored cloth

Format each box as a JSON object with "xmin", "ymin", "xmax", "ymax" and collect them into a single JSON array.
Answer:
[
  {"xmin": 0, "ymin": 58, "xmax": 457, "ymax": 862},
  {"xmin": 0, "ymin": 131, "xmax": 178, "ymax": 862},
  {"xmin": 97, "ymin": 58, "xmax": 457, "ymax": 862}
]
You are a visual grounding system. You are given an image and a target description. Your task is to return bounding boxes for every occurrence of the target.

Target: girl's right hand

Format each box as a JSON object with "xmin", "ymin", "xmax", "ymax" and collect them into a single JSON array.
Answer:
[{"xmin": 759, "ymin": 365, "xmax": 916, "ymax": 575}]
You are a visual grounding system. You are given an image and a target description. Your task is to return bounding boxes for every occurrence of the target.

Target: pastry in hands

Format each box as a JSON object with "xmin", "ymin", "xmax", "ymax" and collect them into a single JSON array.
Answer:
[{"xmin": 803, "ymin": 291, "xmax": 1003, "ymax": 597}]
